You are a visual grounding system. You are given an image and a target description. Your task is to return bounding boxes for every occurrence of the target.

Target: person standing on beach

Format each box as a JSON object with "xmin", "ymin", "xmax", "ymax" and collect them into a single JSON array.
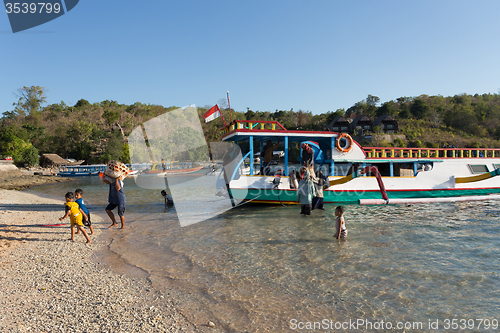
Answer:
[
  {"xmin": 103, "ymin": 175, "xmax": 126, "ymax": 229},
  {"xmin": 74, "ymin": 189, "xmax": 94, "ymax": 235},
  {"xmin": 59, "ymin": 192, "xmax": 91, "ymax": 243}
]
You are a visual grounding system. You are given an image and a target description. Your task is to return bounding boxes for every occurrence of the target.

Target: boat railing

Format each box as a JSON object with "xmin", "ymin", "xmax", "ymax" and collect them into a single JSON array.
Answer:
[
  {"xmin": 364, "ymin": 147, "xmax": 500, "ymax": 159},
  {"xmin": 220, "ymin": 120, "xmax": 287, "ymax": 135}
]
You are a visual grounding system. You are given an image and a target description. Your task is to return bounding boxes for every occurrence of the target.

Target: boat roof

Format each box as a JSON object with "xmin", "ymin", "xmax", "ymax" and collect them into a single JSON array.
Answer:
[
  {"xmin": 222, "ymin": 129, "xmax": 343, "ymax": 144},
  {"xmin": 337, "ymin": 159, "xmax": 443, "ymax": 163}
]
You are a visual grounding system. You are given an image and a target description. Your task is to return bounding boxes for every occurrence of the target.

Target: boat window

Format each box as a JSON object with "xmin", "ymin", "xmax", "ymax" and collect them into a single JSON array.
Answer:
[
  {"xmin": 493, "ymin": 164, "xmax": 500, "ymax": 170},
  {"xmin": 393, "ymin": 163, "xmax": 414, "ymax": 177},
  {"xmin": 468, "ymin": 164, "xmax": 489, "ymax": 174},
  {"xmin": 334, "ymin": 162, "xmax": 352, "ymax": 176},
  {"xmin": 371, "ymin": 163, "xmax": 391, "ymax": 177}
]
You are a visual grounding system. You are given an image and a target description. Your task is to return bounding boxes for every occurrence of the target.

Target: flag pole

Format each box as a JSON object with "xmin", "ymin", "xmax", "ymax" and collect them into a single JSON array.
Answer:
[
  {"xmin": 219, "ymin": 105, "xmax": 228, "ymax": 127},
  {"xmin": 227, "ymin": 91, "xmax": 233, "ymax": 123}
]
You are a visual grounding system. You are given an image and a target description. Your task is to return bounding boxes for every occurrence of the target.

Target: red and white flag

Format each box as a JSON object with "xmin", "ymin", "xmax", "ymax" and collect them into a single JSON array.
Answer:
[{"xmin": 203, "ymin": 104, "xmax": 221, "ymax": 123}]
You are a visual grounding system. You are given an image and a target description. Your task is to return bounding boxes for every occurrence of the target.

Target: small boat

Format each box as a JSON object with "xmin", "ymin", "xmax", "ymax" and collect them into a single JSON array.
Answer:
[
  {"xmin": 57, "ymin": 164, "xmax": 106, "ymax": 177},
  {"xmin": 217, "ymin": 120, "xmax": 500, "ymax": 205},
  {"xmin": 142, "ymin": 162, "xmax": 203, "ymax": 176},
  {"xmin": 164, "ymin": 165, "xmax": 203, "ymax": 175}
]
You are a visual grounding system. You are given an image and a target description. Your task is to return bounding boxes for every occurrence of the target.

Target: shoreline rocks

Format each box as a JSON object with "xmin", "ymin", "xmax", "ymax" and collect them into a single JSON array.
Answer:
[{"xmin": 0, "ymin": 162, "xmax": 74, "ymax": 190}]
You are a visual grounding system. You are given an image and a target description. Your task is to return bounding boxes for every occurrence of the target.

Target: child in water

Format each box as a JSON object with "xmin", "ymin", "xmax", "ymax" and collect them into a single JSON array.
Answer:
[
  {"xmin": 161, "ymin": 190, "xmax": 174, "ymax": 207},
  {"xmin": 59, "ymin": 192, "xmax": 91, "ymax": 243},
  {"xmin": 334, "ymin": 206, "xmax": 347, "ymax": 239}
]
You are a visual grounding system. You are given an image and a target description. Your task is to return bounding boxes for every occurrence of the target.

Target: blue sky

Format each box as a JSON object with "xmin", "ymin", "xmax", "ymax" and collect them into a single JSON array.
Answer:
[{"xmin": 1, "ymin": 0, "xmax": 500, "ymax": 115}]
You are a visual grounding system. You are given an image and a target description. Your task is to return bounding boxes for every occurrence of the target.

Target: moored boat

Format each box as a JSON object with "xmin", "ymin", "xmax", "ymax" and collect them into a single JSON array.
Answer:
[
  {"xmin": 217, "ymin": 120, "xmax": 500, "ymax": 204},
  {"xmin": 142, "ymin": 162, "xmax": 203, "ymax": 176},
  {"xmin": 57, "ymin": 164, "xmax": 106, "ymax": 177}
]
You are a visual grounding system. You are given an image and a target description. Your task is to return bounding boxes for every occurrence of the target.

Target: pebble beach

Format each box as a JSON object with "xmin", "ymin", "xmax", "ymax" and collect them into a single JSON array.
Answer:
[{"xmin": 0, "ymin": 189, "xmax": 202, "ymax": 332}]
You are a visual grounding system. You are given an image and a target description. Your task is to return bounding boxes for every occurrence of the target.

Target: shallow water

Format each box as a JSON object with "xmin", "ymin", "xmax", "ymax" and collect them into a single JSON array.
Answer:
[{"xmin": 27, "ymin": 176, "xmax": 500, "ymax": 331}]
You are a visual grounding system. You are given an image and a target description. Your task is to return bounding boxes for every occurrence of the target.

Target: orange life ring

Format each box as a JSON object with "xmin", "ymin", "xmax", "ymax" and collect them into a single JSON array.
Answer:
[{"xmin": 335, "ymin": 133, "xmax": 353, "ymax": 153}]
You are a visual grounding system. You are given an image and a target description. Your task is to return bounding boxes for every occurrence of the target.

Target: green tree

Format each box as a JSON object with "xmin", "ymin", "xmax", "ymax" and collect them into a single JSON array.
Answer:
[
  {"xmin": 410, "ymin": 99, "xmax": 430, "ymax": 119},
  {"xmin": 377, "ymin": 101, "xmax": 398, "ymax": 118},
  {"xmin": 12, "ymin": 86, "xmax": 47, "ymax": 116},
  {"xmin": 99, "ymin": 131, "xmax": 124, "ymax": 163},
  {"xmin": 103, "ymin": 109, "xmax": 120, "ymax": 125},
  {"xmin": 74, "ymin": 99, "xmax": 91, "ymax": 108},
  {"xmin": 365, "ymin": 94, "xmax": 380, "ymax": 118},
  {"xmin": 21, "ymin": 145, "xmax": 39, "ymax": 167}
]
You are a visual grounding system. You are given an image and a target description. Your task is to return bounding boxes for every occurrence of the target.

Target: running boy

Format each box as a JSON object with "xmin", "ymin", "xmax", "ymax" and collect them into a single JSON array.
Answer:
[
  {"xmin": 334, "ymin": 206, "xmax": 347, "ymax": 239},
  {"xmin": 103, "ymin": 175, "xmax": 126, "ymax": 229},
  {"xmin": 59, "ymin": 192, "xmax": 91, "ymax": 243},
  {"xmin": 75, "ymin": 189, "xmax": 94, "ymax": 235}
]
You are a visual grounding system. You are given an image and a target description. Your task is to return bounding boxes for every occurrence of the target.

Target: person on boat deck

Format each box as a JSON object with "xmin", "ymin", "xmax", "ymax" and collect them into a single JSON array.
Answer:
[
  {"xmin": 334, "ymin": 206, "xmax": 347, "ymax": 239},
  {"xmin": 261, "ymin": 137, "xmax": 280, "ymax": 175},
  {"xmin": 161, "ymin": 190, "xmax": 174, "ymax": 207},
  {"xmin": 297, "ymin": 169, "xmax": 316, "ymax": 215},
  {"xmin": 301, "ymin": 143, "xmax": 314, "ymax": 168},
  {"xmin": 312, "ymin": 170, "xmax": 326, "ymax": 210}
]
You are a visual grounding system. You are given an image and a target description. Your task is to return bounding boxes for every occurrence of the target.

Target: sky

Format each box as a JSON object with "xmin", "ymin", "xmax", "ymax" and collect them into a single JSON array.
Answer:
[{"xmin": 1, "ymin": 0, "xmax": 500, "ymax": 116}]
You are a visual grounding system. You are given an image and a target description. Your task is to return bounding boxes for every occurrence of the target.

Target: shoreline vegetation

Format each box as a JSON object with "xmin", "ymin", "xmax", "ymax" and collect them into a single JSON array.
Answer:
[
  {"xmin": 2, "ymin": 87, "xmax": 500, "ymax": 170},
  {"xmin": 0, "ymin": 189, "xmax": 197, "ymax": 332}
]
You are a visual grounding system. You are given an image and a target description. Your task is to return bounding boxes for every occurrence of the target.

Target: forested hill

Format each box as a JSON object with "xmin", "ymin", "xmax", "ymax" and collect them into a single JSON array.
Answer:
[{"xmin": 1, "ymin": 86, "xmax": 500, "ymax": 167}]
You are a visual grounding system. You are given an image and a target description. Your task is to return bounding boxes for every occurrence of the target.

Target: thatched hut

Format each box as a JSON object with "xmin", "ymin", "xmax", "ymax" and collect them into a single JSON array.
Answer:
[{"xmin": 39, "ymin": 154, "xmax": 84, "ymax": 167}]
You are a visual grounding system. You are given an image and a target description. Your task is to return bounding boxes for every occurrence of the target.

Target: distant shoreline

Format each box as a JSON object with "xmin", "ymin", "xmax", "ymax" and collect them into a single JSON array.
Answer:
[{"xmin": 0, "ymin": 162, "xmax": 75, "ymax": 190}]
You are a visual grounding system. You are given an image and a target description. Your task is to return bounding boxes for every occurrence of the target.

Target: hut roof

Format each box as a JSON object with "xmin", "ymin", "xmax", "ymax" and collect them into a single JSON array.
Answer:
[
  {"xmin": 41, "ymin": 154, "xmax": 67, "ymax": 165},
  {"xmin": 351, "ymin": 115, "xmax": 373, "ymax": 128},
  {"xmin": 325, "ymin": 116, "xmax": 350, "ymax": 131},
  {"xmin": 373, "ymin": 114, "xmax": 398, "ymax": 132},
  {"xmin": 373, "ymin": 114, "xmax": 395, "ymax": 126}
]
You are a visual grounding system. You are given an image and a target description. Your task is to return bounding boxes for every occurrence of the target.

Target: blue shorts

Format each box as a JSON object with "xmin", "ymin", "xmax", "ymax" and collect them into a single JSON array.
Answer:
[{"xmin": 106, "ymin": 203, "xmax": 125, "ymax": 216}]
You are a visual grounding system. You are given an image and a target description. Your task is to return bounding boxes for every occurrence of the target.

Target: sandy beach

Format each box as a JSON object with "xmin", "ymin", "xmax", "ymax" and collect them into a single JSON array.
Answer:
[{"xmin": 0, "ymin": 189, "xmax": 206, "ymax": 332}]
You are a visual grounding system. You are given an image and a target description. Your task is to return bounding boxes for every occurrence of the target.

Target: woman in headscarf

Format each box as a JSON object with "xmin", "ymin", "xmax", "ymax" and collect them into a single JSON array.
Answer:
[{"xmin": 297, "ymin": 169, "xmax": 316, "ymax": 215}]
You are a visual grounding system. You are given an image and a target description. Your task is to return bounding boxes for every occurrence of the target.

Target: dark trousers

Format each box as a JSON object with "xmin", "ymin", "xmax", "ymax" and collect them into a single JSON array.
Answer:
[
  {"xmin": 300, "ymin": 204, "xmax": 312, "ymax": 215},
  {"xmin": 312, "ymin": 197, "xmax": 324, "ymax": 210}
]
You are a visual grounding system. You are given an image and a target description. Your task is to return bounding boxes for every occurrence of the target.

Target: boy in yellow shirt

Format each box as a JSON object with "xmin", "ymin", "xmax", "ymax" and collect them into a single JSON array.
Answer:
[{"xmin": 59, "ymin": 192, "xmax": 91, "ymax": 243}]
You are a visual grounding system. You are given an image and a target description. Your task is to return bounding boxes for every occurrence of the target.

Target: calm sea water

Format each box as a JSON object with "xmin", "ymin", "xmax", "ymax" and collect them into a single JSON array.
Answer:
[{"xmin": 27, "ymin": 175, "xmax": 500, "ymax": 332}]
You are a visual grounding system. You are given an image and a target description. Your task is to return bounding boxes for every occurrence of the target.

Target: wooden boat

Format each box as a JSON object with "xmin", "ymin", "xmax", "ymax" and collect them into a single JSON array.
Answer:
[
  {"xmin": 142, "ymin": 162, "xmax": 203, "ymax": 176},
  {"xmin": 217, "ymin": 120, "xmax": 500, "ymax": 205},
  {"xmin": 57, "ymin": 164, "xmax": 106, "ymax": 177}
]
